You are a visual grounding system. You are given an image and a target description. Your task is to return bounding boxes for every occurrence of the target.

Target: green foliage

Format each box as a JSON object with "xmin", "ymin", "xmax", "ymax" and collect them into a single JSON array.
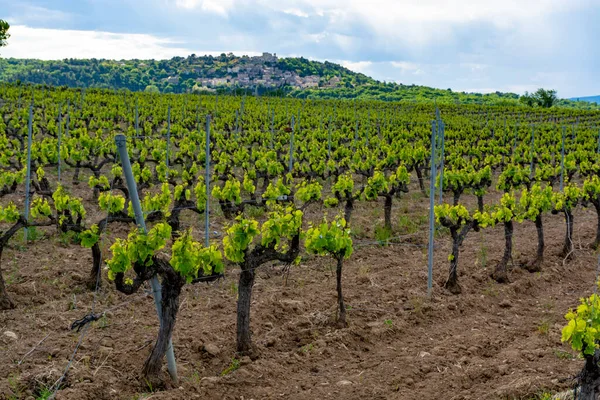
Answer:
[
  {"xmin": 332, "ymin": 173, "xmax": 354, "ymax": 198},
  {"xmin": 106, "ymin": 223, "xmax": 171, "ymax": 280},
  {"xmin": 30, "ymin": 198, "xmax": 52, "ymax": 219},
  {"xmin": 295, "ymin": 181, "xmax": 322, "ymax": 203},
  {"xmin": 520, "ymin": 184, "xmax": 553, "ymax": 221},
  {"xmin": 212, "ymin": 178, "xmax": 241, "ymax": 204},
  {"xmin": 262, "ymin": 180, "xmax": 291, "ymax": 205},
  {"xmin": 98, "ymin": 192, "xmax": 126, "ymax": 214},
  {"xmin": 553, "ymin": 183, "xmax": 581, "ymax": 211},
  {"xmin": 305, "ymin": 215, "xmax": 353, "ymax": 259},
  {"xmin": 561, "ymin": 291, "xmax": 600, "ymax": 356},
  {"xmin": 222, "ymin": 217, "xmax": 259, "ymax": 263},
  {"xmin": 521, "ymin": 88, "xmax": 558, "ymax": 108},
  {"xmin": 0, "ymin": 19, "xmax": 9, "ymax": 48},
  {"xmin": 364, "ymin": 171, "xmax": 389, "ymax": 200},
  {"xmin": 80, "ymin": 224, "xmax": 100, "ymax": 248},
  {"xmin": 194, "ymin": 178, "xmax": 207, "ymax": 211},
  {"xmin": 52, "ymin": 185, "xmax": 86, "ymax": 225},
  {"xmin": 170, "ymin": 229, "xmax": 224, "ymax": 283},
  {"xmin": 89, "ymin": 175, "xmax": 110, "ymax": 189},
  {"xmin": 434, "ymin": 204, "xmax": 470, "ymax": 226},
  {"xmin": 260, "ymin": 207, "xmax": 303, "ymax": 250},
  {"xmin": 141, "ymin": 183, "xmax": 172, "ymax": 216}
]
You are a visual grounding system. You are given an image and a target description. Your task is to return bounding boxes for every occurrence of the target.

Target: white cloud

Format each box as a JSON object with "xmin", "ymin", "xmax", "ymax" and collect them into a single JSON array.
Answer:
[
  {"xmin": 5, "ymin": 4, "xmax": 72, "ymax": 25},
  {"xmin": 338, "ymin": 60, "xmax": 373, "ymax": 74},
  {"xmin": 283, "ymin": 8, "xmax": 309, "ymax": 18},
  {"xmin": 1, "ymin": 25, "xmax": 258, "ymax": 60},
  {"xmin": 172, "ymin": 0, "xmax": 236, "ymax": 15},
  {"xmin": 391, "ymin": 61, "xmax": 424, "ymax": 75}
]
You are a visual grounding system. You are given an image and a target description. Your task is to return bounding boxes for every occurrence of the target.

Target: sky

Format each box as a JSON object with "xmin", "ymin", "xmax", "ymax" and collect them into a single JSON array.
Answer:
[{"xmin": 1, "ymin": 0, "xmax": 599, "ymax": 98}]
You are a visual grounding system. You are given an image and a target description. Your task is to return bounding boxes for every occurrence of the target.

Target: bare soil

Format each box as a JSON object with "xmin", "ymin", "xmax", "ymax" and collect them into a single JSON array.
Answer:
[{"xmin": 1, "ymin": 187, "xmax": 597, "ymax": 400}]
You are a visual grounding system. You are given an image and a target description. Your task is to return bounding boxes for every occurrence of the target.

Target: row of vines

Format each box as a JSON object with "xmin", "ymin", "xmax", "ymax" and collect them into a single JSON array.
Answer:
[{"xmin": 2, "ymin": 83, "xmax": 600, "ymax": 393}]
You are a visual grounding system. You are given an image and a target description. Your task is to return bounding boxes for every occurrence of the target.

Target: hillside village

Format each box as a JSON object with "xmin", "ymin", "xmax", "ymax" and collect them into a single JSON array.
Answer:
[{"xmin": 163, "ymin": 52, "xmax": 343, "ymax": 91}]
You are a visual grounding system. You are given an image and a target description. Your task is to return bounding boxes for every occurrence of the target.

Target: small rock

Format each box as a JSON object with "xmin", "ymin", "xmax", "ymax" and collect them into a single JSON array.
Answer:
[
  {"xmin": 201, "ymin": 376, "xmax": 219, "ymax": 384},
  {"xmin": 499, "ymin": 299, "xmax": 512, "ymax": 308},
  {"xmin": 202, "ymin": 343, "xmax": 221, "ymax": 357},
  {"xmin": 497, "ymin": 364, "xmax": 509, "ymax": 375},
  {"xmin": 467, "ymin": 346, "xmax": 478, "ymax": 355},
  {"xmin": 447, "ymin": 303, "xmax": 457, "ymax": 311},
  {"xmin": 336, "ymin": 380, "xmax": 352, "ymax": 386},
  {"xmin": 3, "ymin": 331, "xmax": 17, "ymax": 340},
  {"xmin": 265, "ymin": 337, "xmax": 277, "ymax": 347},
  {"xmin": 418, "ymin": 351, "xmax": 431, "ymax": 358},
  {"xmin": 240, "ymin": 356, "xmax": 252, "ymax": 366},
  {"xmin": 405, "ymin": 377, "xmax": 415, "ymax": 386}
]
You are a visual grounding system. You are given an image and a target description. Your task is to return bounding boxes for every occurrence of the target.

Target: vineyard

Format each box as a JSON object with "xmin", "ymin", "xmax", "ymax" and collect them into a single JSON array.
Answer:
[{"xmin": 1, "ymin": 84, "xmax": 600, "ymax": 399}]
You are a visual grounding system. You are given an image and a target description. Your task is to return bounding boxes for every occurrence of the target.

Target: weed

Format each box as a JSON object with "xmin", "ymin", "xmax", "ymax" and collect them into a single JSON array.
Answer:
[
  {"xmin": 408, "ymin": 296, "xmax": 425, "ymax": 316},
  {"xmin": 397, "ymin": 215, "xmax": 427, "ymax": 235},
  {"xmin": 7, "ymin": 373, "xmax": 25, "ymax": 400},
  {"xmin": 25, "ymin": 227, "xmax": 44, "ymax": 242},
  {"xmin": 375, "ymin": 225, "xmax": 393, "ymax": 245},
  {"xmin": 477, "ymin": 243, "xmax": 488, "ymax": 269},
  {"xmin": 384, "ymin": 319, "xmax": 393, "ymax": 328},
  {"xmin": 542, "ymin": 300, "xmax": 555, "ymax": 311},
  {"xmin": 230, "ymin": 282, "xmax": 238, "ymax": 298},
  {"xmin": 300, "ymin": 343, "xmax": 314, "ymax": 354},
  {"xmin": 537, "ymin": 318, "xmax": 551, "ymax": 336},
  {"xmin": 95, "ymin": 314, "xmax": 109, "ymax": 329},
  {"xmin": 358, "ymin": 264, "xmax": 371, "ymax": 276},
  {"xmin": 350, "ymin": 224, "xmax": 366, "ymax": 239},
  {"xmin": 187, "ymin": 370, "xmax": 202, "ymax": 384},
  {"xmin": 554, "ymin": 349, "xmax": 576, "ymax": 360},
  {"xmin": 57, "ymin": 230, "xmax": 80, "ymax": 247},
  {"xmin": 482, "ymin": 281, "xmax": 499, "ymax": 297},
  {"xmin": 35, "ymin": 386, "xmax": 53, "ymax": 400},
  {"xmin": 245, "ymin": 205, "xmax": 265, "ymax": 219},
  {"xmin": 221, "ymin": 358, "xmax": 241, "ymax": 376}
]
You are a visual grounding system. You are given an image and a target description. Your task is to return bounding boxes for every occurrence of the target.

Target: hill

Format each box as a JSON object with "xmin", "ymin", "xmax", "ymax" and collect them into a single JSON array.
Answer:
[
  {"xmin": 569, "ymin": 95, "xmax": 600, "ymax": 104},
  {"xmin": 0, "ymin": 53, "xmax": 596, "ymax": 109}
]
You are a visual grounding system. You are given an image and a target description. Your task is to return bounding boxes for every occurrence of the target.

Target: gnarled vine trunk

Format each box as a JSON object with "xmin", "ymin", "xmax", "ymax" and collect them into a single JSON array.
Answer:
[
  {"xmin": 383, "ymin": 194, "xmax": 393, "ymax": 231},
  {"xmin": 561, "ymin": 210, "xmax": 575, "ymax": 259},
  {"xmin": 336, "ymin": 256, "xmax": 347, "ymax": 327},
  {"xmin": 235, "ymin": 234, "xmax": 300, "ymax": 355},
  {"xmin": 0, "ymin": 219, "xmax": 27, "ymax": 310},
  {"xmin": 415, "ymin": 167, "xmax": 426, "ymax": 195},
  {"xmin": 492, "ymin": 220, "xmax": 512, "ymax": 283},
  {"xmin": 477, "ymin": 195, "xmax": 484, "ymax": 213},
  {"xmin": 444, "ymin": 221, "xmax": 473, "ymax": 295},
  {"xmin": 525, "ymin": 215, "xmax": 544, "ymax": 272},
  {"xmin": 142, "ymin": 264, "xmax": 184, "ymax": 384},
  {"xmin": 236, "ymin": 265, "xmax": 255, "ymax": 354},
  {"xmin": 0, "ymin": 247, "xmax": 14, "ymax": 310},
  {"xmin": 344, "ymin": 197, "xmax": 354, "ymax": 225},
  {"xmin": 115, "ymin": 257, "xmax": 184, "ymax": 386},
  {"xmin": 87, "ymin": 242, "xmax": 102, "ymax": 290},
  {"xmin": 577, "ymin": 349, "xmax": 600, "ymax": 400},
  {"xmin": 593, "ymin": 201, "xmax": 600, "ymax": 250}
]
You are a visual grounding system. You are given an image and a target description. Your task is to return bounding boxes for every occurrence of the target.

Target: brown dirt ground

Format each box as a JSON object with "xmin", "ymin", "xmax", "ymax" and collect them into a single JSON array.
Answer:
[{"xmin": 1, "ymin": 179, "xmax": 598, "ymax": 400}]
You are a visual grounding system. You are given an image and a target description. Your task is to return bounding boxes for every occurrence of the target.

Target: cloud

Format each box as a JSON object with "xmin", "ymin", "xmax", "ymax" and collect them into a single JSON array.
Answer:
[
  {"xmin": 1, "ymin": 0, "xmax": 599, "ymax": 97},
  {"xmin": 1, "ymin": 25, "xmax": 259, "ymax": 60},
  {"xmin": 338, "ymin": 60, "xmax": 373, "ymax": 74},
  {"xmin": 171, "ymin": 0, "xmax": 236, "ymax": 15},
  {"xmin": 4, "ymin": 4, "xmax": 73, "ymax": 25}
]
